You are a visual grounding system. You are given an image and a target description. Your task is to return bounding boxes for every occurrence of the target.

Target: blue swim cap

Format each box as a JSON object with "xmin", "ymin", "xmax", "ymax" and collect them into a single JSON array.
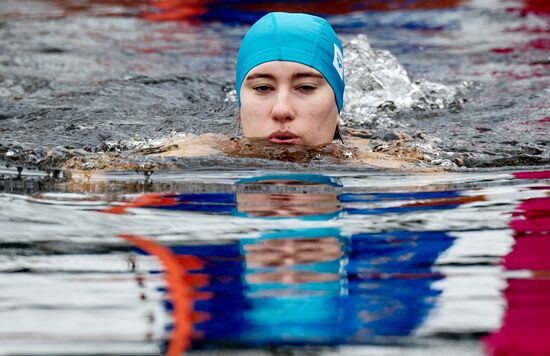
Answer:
[{"xmin": 235, "ymin": 12, "xmax": 345, "ymax": 112}]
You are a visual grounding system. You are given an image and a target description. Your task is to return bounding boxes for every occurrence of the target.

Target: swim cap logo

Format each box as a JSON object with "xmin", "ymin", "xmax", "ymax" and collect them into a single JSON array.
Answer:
[{"xmin": 333, "ymin": 44, "xmax": 344, "ymax": 81}]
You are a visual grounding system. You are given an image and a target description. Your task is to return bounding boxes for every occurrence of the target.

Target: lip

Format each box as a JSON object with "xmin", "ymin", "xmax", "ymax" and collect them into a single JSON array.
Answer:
[{"xmin": 268, "ymin": 131, "xmax": 301, "ymax": 144}]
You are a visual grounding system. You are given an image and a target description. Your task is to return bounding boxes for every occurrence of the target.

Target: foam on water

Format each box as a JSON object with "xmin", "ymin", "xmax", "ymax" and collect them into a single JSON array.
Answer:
[{"xmin": 342, "ymin": 34, "xmax": 464, "ymax": 128}]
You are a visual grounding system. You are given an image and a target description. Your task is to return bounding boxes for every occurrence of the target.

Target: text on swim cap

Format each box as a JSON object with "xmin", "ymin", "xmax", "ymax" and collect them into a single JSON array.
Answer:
[{"xmin": 333, "ymin": 44, "xmax": 344, "ymax": 81}]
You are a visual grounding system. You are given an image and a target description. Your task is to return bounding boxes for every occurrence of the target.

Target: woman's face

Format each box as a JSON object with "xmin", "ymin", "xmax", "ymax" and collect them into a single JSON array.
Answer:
[{"xmin": 239, "ymin": 61, "xmax": 339, "ymax": 146}]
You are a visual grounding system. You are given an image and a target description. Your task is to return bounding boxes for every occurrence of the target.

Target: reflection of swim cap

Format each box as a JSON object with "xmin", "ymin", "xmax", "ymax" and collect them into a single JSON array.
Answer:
[
  {"xmin": 236, "ymin": 12, "xmax": 345, "ymax": 112},
  {"xmin": 235, "ymin": 174, "xmax": 343, "ymax": 188}
]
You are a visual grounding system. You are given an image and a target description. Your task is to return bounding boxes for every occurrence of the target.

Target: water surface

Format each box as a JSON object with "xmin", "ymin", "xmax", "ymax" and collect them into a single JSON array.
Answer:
[
  {"xmin": 1, "ymin": 1, "xmax": 549, "ymax": 355},
  {"xmin": 1, "ymin": 169, "xmax": 549, "ymax": 355}
]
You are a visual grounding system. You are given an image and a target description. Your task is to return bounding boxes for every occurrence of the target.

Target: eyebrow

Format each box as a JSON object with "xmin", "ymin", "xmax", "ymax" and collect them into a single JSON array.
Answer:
[{"xmin": 245, "ymin": 71, "xmax": 324, "ymax": 81}]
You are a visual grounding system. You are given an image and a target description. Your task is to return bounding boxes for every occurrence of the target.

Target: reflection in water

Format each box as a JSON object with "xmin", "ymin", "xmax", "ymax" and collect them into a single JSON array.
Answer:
[
  {"xmin": 240, "ymin": 228, "xmax": 348, "ymax": 345},
  {"xmin": 124, "ymin": 228, "xmax": 454, "ymax": 350},
  {"xmin": 484, "ymin": 171, "xmax": 550, "ymax": 355},
  {"xmin": 144, "ymin": 0, "xmax": 466, "ymax": 22},
  {"xmin": 3, "ymin": 171, "xmax": 548, "ymax": 354},
  {"xmin": 25, "ymin": 0, "xmax": 467, "ymax": 22},
  {"xmin": 112, "ymin": 174, "xmax": 473, "ymax": 352},
  {"xmin": 118, "ymin": 234, "xmax": 202, "ymax": 356},
  {"xmin": 235, "ymin": 174, "xmax": 342, "ymax": 218},
  {"xmin": 100, "ymin": 173, "xmax": 489, "ymax": 218}
]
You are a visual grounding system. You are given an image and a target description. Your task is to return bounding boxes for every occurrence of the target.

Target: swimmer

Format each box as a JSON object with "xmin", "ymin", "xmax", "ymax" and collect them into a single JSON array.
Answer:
[
  {"xmin": 64, "ymin": 12, "xmax": 431, "ymax": 171},
  {"xmin": 235, "ymin": 12, "xmax": 345, "ymax": 146}
]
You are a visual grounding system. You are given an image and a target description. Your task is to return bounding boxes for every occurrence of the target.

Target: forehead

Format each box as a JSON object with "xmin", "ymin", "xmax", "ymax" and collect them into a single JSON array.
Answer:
[{"xmin": 246, "ymin": 61, "xmax": 325, "ymax": 80}]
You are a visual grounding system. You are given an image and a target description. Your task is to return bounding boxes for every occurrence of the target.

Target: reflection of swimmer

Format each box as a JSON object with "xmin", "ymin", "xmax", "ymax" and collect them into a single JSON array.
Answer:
[
  {"xmin": 101, "ymin": 173, "xmax": 344, "ymax": 218},
  {"xmin": 242, "ymin": 228, "xmax": 345, "ymax": 283},
  {"xmin": 100, "ymin": 173, "xmax": 486, "ymax": 217},
  {"xmin": 238, "ymin": 228, "xmax": 350, "ymax": 344},
  {"xmin": 112, "ymin": 174, "xmax": 469, "ymax": 349},
  {"xmin": 234, "ymin": 174, "xmax": 342, "ymax": 218},
  {"xmin": 123, "ymin": 227, "xmax": 455, "ymax": 348}
]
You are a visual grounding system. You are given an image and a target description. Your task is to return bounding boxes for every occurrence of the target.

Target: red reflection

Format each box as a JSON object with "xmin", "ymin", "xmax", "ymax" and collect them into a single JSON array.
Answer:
[
  {"xmin": 224, "ymin": 0, "xmax": 465, "ymax": 15},
  {"xmin": 100, "ymin": 193, "xmax": 179, "ymax": 214},
  {"xmin": 131, "ymin": 0, "xmax": 469, "ymax": 23},
  {"xmin": 490, "ymin": 1, "xmax": 549, "ymax": 83},
  {"xmin": 514, "ymin": 171, "xmax": 550, "ymax": 180},
  {"xmin": 506, "ymin": 0, "xmax": 550, "ymax": 17},
  {"xmin": 142, "ymin": 0, "xmax": 212, "ymax": 21},
  {"xmin": 401, "ymin": 195, "xmax": 486, "ymax": 208},
  {"xmin": 520, "ymin": 117, "xmax": 550, "ymax": 126},
  {"xmin": 484, "ymin": 171, "xmax": 550, "ymax": 355},
  {"xmin": 490, "ymin": 38, "xmax": 550, "ymax": 54},
  {"xmin": 6, "ymin": 0, "xmax": 466, "ymax": 22},
  {"xmin": 490, "ymin": 69, "xmax": 548, "ymax": 80},
  {"xmin": 118, "ymin": 234, "xmax": 211, "ymax": 356}
]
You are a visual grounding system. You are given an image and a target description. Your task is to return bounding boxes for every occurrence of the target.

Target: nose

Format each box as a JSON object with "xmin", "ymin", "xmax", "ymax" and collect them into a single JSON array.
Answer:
[{"xmin": 270, "ymin": 89, "xmax": 295, "ymax": 123}]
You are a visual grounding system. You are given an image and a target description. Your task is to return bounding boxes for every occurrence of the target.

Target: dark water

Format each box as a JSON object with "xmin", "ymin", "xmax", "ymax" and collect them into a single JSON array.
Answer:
[{"xmin": 0, "ymin": 0, "xmax": 548, "ymax": 170}]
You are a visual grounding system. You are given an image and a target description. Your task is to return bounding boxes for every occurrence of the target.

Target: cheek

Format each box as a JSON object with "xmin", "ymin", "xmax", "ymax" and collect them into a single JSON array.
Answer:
[
  {"xmin": 240, "ymin": 94, "xmax": 271, "ymax": 134},
  {"xmin": 239, "ymin": 93, "xmax": 256, "ymax": 125},
  {"xmin": 306, "ymin": 89, "xmax": 336, "ymax": 117},
  {"xmin": 306, "ymin": 95, "xmax": 338, "ymax": 126},
  {"xmin": 299, "ymin": 92, "xmax": 338, "ymax": 145}
]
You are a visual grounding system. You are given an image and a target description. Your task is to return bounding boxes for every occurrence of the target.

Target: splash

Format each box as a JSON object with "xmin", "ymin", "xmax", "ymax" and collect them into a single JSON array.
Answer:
[{"xmin": 342, "ymin": 34, "xmax": 465, "ymax": 128}]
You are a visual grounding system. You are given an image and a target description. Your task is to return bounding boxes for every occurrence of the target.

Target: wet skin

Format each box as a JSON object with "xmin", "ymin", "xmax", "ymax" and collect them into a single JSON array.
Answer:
[{"xmin": 239, "ymin": 61, "xmax": 340, "ymax": 146}]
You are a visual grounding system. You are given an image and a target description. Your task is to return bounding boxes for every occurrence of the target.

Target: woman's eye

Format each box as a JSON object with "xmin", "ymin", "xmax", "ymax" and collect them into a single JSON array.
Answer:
[
  {"xmin": 254, "ymin": 85, "xmax": 272, "ymax": 93},
  {"xmin": 297, "ymin": 85, "xmax": 316, "ymax": 93}
]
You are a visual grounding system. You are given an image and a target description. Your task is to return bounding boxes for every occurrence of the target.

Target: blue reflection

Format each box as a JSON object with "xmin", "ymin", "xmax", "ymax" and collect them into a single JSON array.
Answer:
[
  {"xmin": 127, "ymin": 173, "xmax": 460, "ymax": 349},
  {"xmin": 137, "ymin": 174, "xmax": 463, "ymax": 218}
]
